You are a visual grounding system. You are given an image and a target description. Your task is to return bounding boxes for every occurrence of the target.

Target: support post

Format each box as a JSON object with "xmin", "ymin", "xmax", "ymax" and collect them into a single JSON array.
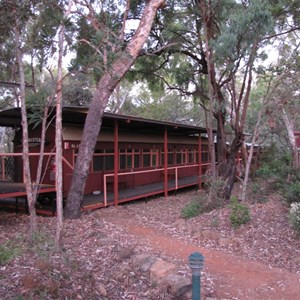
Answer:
[
  {"xmin": 189, "ymin": 252, "xmax": 204, "ymax": 300},
  {"xmin": 198, "ymin": 134, "xmax": 202, "ymax": 189},
  {"xmin": 113, "ymin": 120, "xmax": 119, "ymax": 206},
  {"xmin": 164, "ymin": 127, "xmax": 168, "ymax": 197}
]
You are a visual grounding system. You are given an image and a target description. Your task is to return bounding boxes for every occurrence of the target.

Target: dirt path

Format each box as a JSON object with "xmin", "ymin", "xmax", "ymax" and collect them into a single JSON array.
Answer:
[{"xmin": 102, "ymin": 213, "xmax": 300, "ymax": 300}]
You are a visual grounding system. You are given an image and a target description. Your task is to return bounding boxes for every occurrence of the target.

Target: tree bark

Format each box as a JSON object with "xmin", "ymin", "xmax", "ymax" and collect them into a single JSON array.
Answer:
[
  {"xmin": 240, "ymin": 108, "xmax": 263, "ymax": 201},
  {"xmin": 14, "ymin": 23, "xmax": 37, "ymax": 235},
  {"xmin": 219, "ymin": 41, "xmax": 258, "ymax": 200},
  {"xmin": 64, "ymin": 0, "xmax": 166, "ymax": 219},
  {"xmin": 282, "ymin": 108, "xmax": 299, "ymax": 170},
  {"xmin": 55, "ymin": 0, "xmax": 73, "ymax": 248}
]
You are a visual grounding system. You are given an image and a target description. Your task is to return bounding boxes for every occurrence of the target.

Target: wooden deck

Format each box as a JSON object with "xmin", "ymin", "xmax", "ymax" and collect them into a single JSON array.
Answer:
[
  {"xmin": 0, "ymin": 181, "xmax": 56, "ymax": 215},
  {"xmin": 81, "ymin": 175, "xmax": 199, "ymax": 210},
  {"xmin": 0, "ymin": 181, "xmax": 56, "ymax": 199},
  {"xmin": 0, "ymin": 175, "xmax": 199, "ymax": 215}
]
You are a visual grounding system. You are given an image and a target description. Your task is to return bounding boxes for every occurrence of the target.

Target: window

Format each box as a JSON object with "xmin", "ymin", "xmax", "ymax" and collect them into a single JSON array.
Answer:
[
  {"xmin": 92, "ymin": 149, "xmax": 114, "ymax": 172},
  {"xmin": 143, "ymin": 149, "xmax": 159, "ymax": 168},
  {"xmin": 151, "ymin": 149, "xmax": 159, "ymax": 167},
  {"xmin": 188, "ymin": 149, "xmax": 197, "ymax": 164},
  {"xmin": 176, "ymin": 149, "xmax": 186, "ymax": 165},
  {"xmin": 143, "ymin": 149, "xmax": 150, "ymax": 167},
  {"xmin": 201, "ymin": 145, "xmax": 209, "ymax": 163},
  {"xmin": 120, "ymin": 149, "xmax": 140, "ymax": 170},
  {"xmin": 161, "ymin": 149, "xmax": 174, "ymax": 166}
]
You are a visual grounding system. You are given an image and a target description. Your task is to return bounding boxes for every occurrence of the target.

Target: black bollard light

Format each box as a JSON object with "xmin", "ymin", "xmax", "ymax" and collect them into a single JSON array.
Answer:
[{"xmin": 189, "ymin": 252, "xmax": 204, "ymax": 300}]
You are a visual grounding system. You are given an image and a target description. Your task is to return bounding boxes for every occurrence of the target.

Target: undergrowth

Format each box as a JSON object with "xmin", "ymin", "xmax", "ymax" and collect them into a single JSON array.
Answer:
[
  {"xmin": 0, "ymin": 238, "xmax": 22, "ymax": 265},
  {"xmin": 229, "ymin": 196, "xmax": 251, "ymax": 228}
]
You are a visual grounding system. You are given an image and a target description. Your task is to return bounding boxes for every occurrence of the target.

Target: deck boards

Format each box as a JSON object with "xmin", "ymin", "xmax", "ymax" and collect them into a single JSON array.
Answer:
[
  {"xmin": 0, "ymin": 181, "xmax": 56, "ymax": 199},
  {"xmin": 0, "ymin": 176, "xmax": 199, "ymax": 214}
]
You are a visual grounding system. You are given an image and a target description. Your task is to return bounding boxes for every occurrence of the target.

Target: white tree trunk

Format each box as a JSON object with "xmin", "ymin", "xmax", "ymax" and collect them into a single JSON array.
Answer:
[
  {"xmin": 55, "ymin": 0, "xmax": 74, "ymax": 249},
  {"xmin": 240, "ymin": 108, "xmax": 263, "ymax": 201},
  {"xmin": 64, "ymin": 0, "xmax": 166, "ymax": 218},
  {"xmin": 15, "ymin": 25, "xmax": 37, "ymax": 235},
  {"xmin": 282, "ymin": 108, "xmax": 299, "ymax": 170}
]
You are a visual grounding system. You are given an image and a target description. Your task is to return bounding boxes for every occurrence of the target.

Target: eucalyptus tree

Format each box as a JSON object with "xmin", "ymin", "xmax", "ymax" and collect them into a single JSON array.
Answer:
[
  {"xmin": 131, "ymin": 0, "xmax": 300, "ymax": 199},
  {"xmin": 64, "ymin": 0, "xmax": 166, "ymax": 219},
  {"xmin": 265, "ymin": 37, "xmax": 300, "ymax": 170},
  {"xmin": 0, "ymin": 0, "xmax": 64, "ymax": 235}
]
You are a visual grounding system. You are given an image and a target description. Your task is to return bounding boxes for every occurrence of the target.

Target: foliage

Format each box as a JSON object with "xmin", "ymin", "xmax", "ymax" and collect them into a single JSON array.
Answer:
[
  {"xmin": 255, "ymin": 149, "xmax": 293, "ymax": 180},
  {"xmin": 249, "ymin": 182, "xmax": 268, "ymax": 203},
  {"xmin": 289, "ymin": 202, "xmax": 300, "ymax": 235},
  {"xmin": 181, "ymin": 200, "xmax": 202, "ymax": 219},
  {"xmin": 181, "ymin": 177, "xmax": 227, "ymax": 219},
  {"xmin": 229, "ymin": 197, "xmax": 251, "ymax": 228},
  {"xmin": 31, "ymin": 231, "xmax": 54, "ymax": 257},
  {"xmin": 255, "ymin": 147, "xmax": 300, "ymax": 204},
  {"xmin": 204, "ymin": 176, "xmax": 227, "ymax": 210},
  {"xmin": 281, "ymin": 180, "xmax": 300, "ymax": 205},
  {"xmin": 0, "ymin": 239, "xmax": 22, "ymax": 265}
]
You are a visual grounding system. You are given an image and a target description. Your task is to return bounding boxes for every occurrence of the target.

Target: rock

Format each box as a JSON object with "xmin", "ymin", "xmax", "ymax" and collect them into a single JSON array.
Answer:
[
  {"xmin": 131, "ymin": 253, "xmax": 158, "ymax": 274},
  {"xmin": 219, "ymin": 237, "xmax": 241, "ymax": 249},
  {"xmin": 291, "ymin": 256, "xmax": 300, "ymax": 264},
  {"xmin": 114, "ymin": 246, "xmax": 135, "ymax": 261},
  {"xmin": 97, "ymin": 237, "xmax": 115, "ymax": 246},
  {"xmin": 162, "ymin": 273, "xmax": 190, "ymax": 295},
  {"xmin": 196, "ymin": 230, "xmax": 220, "ymax": 242},
  {"xmin": 173, "ymin": 219, "xmax": 187, "ymax": 230},
  {"xmin": 173, "ymin": 284, "xmax": 192, "ymax": 300},
  {"xmin": 95, "ymin": 283, "xmax": 107, "ymax": 296},
  {"xmin": 150, "ymin": 259, "xmax": 176, "ymax": 281}
]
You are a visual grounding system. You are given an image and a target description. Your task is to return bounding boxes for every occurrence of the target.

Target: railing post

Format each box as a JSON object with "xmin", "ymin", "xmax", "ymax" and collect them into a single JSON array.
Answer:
[{"xmin": 189, "ymin": 252, "xmax": 204, "ymax": 300}]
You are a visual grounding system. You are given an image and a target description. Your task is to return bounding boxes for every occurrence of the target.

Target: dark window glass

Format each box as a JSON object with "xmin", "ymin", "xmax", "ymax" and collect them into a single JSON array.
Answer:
[
  {"xmin": 176, "ymin": 153, "xmax": 181, "ymax": 164},
  {"xmin": 202, "ymin": 153, "xmax": 209, "ymax": 163},
  {"xmin": 143, "ymin": 154, "xmax": 150, "ymax": 167},
  {"xmin": 93, "ymin": 156, "xmax": 104, "ymax": 171},
  {"xmin": 134, "ymin": 154, "xmax": 139, "ymax": 168},
  {"xmin": 105, "ymin": 155, "xmax": 114, "ymax": 170},
  {"xmin": 120, "ymin": 155, "xmax": 126, "ymax": 169},
  {"xmin": 127, "ymin": 155, "xmax": 132, "ymax": 168}
]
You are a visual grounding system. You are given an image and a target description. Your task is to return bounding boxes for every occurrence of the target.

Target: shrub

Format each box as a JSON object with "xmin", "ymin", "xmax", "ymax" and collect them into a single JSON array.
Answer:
[
  {"xmin": 229, "ymin": 197, "xmax": 251, "ymax": 228},
  {"xmin": 255, "ymin": 164, "xmax": 273, "ymax": 179},
  {"xmin": 250, "ymin": 182, "xmax": 268, "ymax": 203},
  {"xmin": 0, "ymin": 240, "xmax": 21, "ymax": 265},
  {"xmin": 289, "ymin": 202, "xmax": 300, "ymax": 235},
  {"xmin": 284, "ymin": 181, "xmax": 300, "ymax": 204},
  {"xmin": 181, "ymin": 201, "xmax": 202, "ymax": 219}
]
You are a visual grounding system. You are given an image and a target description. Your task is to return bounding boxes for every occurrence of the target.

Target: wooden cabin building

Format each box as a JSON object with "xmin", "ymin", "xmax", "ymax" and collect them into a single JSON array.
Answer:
[{"xmin": 0, "ymin": 107, "xmax": 213, "ymax": 213}]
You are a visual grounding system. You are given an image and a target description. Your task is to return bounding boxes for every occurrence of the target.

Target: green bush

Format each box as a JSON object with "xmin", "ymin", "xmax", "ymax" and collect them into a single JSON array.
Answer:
[
  {"xmin": 0, "ymin": 241, "xmax": 21, "ymax": 265},
  {"xmin": 255, "ymin": 164, "xmax": 273, "ymax": 179},
  {"xmin": 229, "ymin": 197, "xmax": 251, "ymax": 228},
  {"xmin": 250, "ymin": 182, "xmax": 268, "ymax": 203},
  {"xmin": 285, "ymin": 181, "xmax": 300, "ymax": 204},
  {"xmin": 289, "ymin": 202, "xmax": 300, "ymax": 235},
  {"xmin": 181, "ymin": 201, "xmax": 202, "ymax": 219},
  {"xmin": 255, "ymin": 153, "xmax": 292, "ymax": 180}
]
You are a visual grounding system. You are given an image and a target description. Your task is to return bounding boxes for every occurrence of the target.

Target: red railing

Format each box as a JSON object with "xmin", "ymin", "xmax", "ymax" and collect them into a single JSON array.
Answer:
[
  {"xmin": 103, "ymin": 163, "xmax": 211, "ymax": 206},
  {"xmin": 0, "ymin": 152, "xmax": 73, "ymax": 183}
]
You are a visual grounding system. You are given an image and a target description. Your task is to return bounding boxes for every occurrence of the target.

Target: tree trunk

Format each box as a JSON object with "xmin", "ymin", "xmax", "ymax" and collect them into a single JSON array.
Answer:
[
  {"xmin": 54, "ymin": 0, "xmax": 73, "ymax": 248},
  {"xmin": 240, "ymin": 107, "xmax": 263, "ymax": 201},
  {"xmin": 219, "ymin": 132, "xmax": 243, "ymax": 199},
  {"xmin": 282, "ymin": 108, "xmax": 299, "ymax": 170},
  {"xmin": 15, "ymin": 24, "xmax": 37, "ymax": 235},
  {"xmin": 64, "ymin": 0, "xmax": 166, "ymax": 219}
]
